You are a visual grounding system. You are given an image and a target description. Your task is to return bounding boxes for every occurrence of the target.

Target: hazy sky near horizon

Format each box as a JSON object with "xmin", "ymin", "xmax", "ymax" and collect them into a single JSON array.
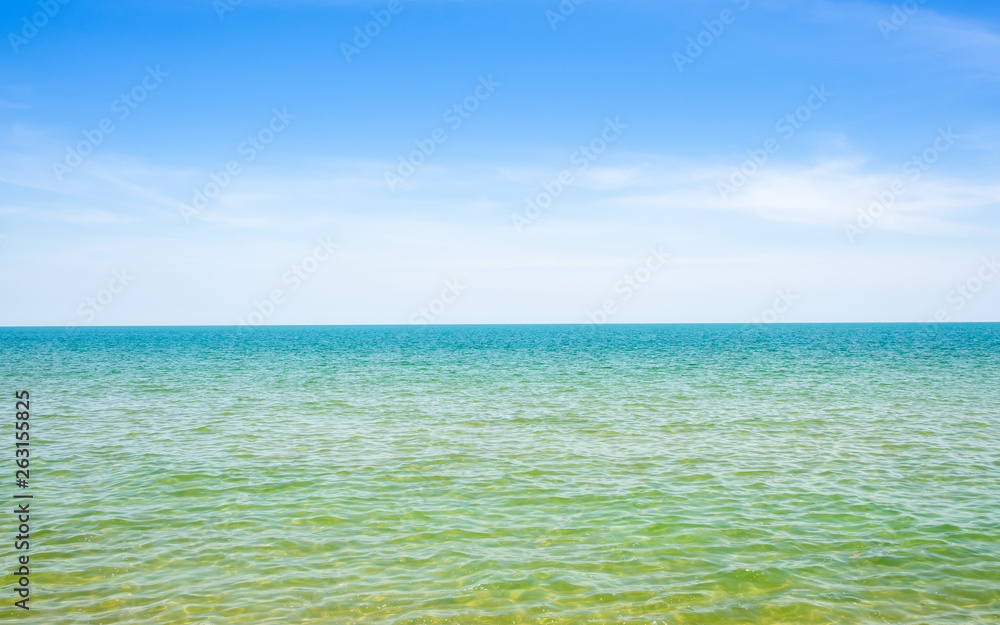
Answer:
[{"xmin": 1, "ymin": 0, "xmax": 999, "ymax": 325}]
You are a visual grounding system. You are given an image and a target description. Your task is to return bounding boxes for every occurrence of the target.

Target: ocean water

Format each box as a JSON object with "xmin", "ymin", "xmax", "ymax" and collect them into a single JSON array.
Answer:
[{"xmin": 1, "ymin": 324, "xmax": 999, "ymax": 624}]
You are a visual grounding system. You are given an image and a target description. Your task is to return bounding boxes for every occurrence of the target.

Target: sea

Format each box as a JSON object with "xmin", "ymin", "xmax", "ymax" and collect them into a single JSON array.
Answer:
[{"xmin": 1, "ymin": 324, "xmax": 998, "ymax": 624}]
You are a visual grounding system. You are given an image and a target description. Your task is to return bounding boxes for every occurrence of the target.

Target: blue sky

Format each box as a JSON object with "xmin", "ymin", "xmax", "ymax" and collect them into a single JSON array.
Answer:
[{"xmin": 1, "ymin": 0, "xmax": 998, "ymax": 325}]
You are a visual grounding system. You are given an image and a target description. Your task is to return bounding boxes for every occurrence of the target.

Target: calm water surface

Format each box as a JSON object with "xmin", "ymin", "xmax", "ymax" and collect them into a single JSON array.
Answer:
[{"xmin": 1, "ymin": 324, "xmax": 998, "ymax": 624}]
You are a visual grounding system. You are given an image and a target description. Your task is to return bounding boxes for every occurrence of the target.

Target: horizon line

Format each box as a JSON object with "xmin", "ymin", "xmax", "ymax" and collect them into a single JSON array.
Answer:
[{"xmin": 3, "ymin": 321, "xmax": 999, "ymax": 329}]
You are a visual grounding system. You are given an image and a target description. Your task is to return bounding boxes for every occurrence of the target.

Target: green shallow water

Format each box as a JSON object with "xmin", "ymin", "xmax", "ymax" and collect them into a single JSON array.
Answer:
[{"xmin": 1, "ymin": 324, "xmax": 999, "ymax": 624}]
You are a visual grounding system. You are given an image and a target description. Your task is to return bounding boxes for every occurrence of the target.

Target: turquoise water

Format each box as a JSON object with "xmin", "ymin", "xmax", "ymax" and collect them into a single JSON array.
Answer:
[{"xmin": 2, "ymin": 324, "xmax": 999, "ymax": 624}]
